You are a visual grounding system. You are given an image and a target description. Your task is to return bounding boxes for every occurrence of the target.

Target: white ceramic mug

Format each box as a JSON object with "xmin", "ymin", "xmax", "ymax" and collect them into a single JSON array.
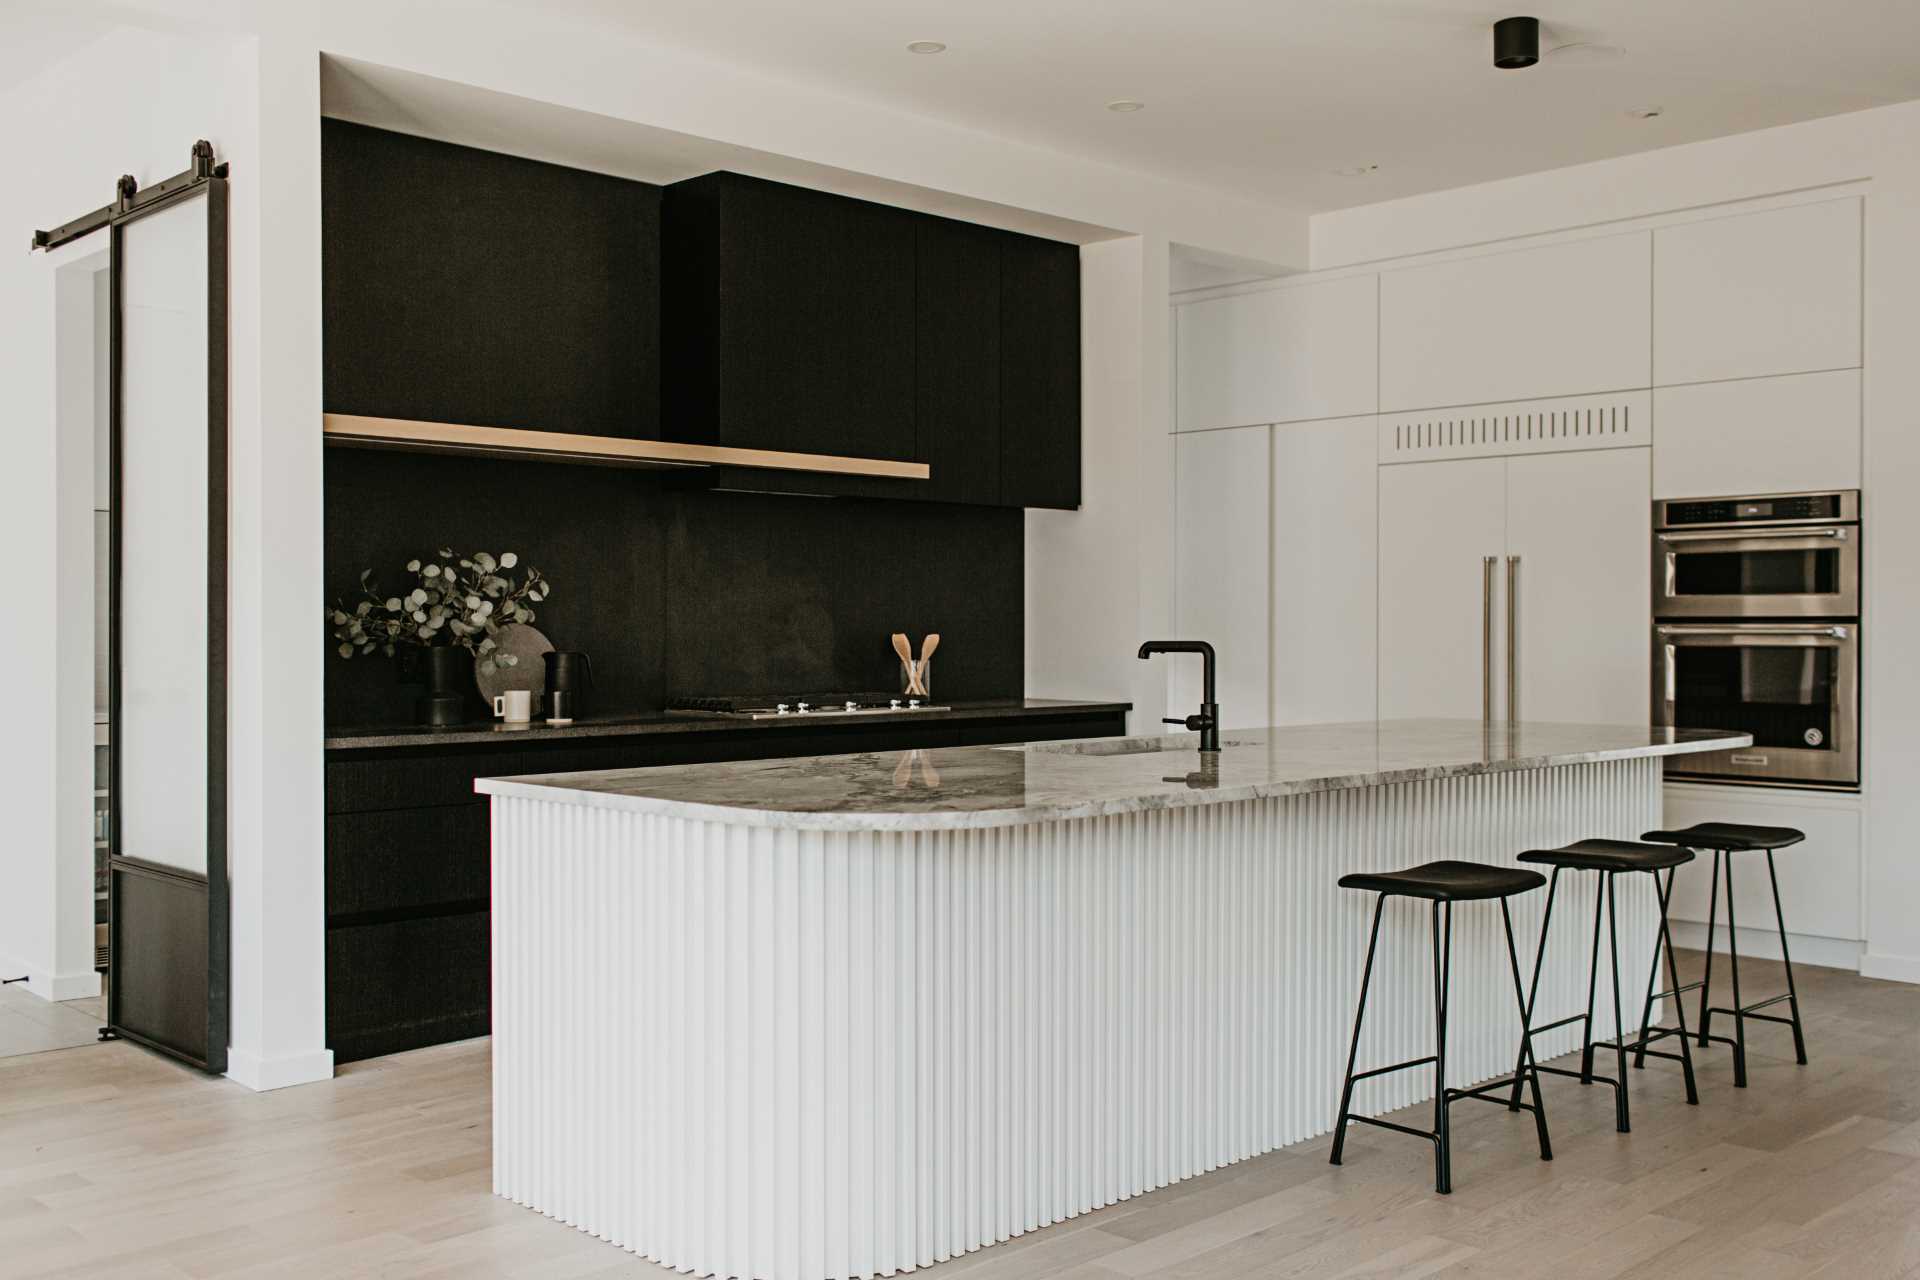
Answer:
[{"xmin": 493, "ymin": 689, "xmax": 533, "ymax": 724}]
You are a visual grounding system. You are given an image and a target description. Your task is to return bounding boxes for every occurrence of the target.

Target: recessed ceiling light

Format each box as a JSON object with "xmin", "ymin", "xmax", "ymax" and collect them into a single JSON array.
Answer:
[
  {"xmin": 1626, "ymin": 105, "xmax": 1665, "ymax": 120},
  {"xmin": 906, "ymin": 40, "xmax": 947, "ymax": 55},
  {"xmin": 1106, "ymin": 99, "xmax": 1146, "ymax": 113},
  {"xmin": 1549, "ymin": 40, "xmax": 1627, "ymax": 63},
  {"xmin": 1334, "ymin": 164, "xmax": 1380, "ymax": 177}
]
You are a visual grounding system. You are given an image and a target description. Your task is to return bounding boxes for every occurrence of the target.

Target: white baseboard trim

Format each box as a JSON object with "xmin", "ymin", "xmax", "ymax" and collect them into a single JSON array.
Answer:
[
  {"xmin": 1859, "ymin": 952, "xmax": 1920, "ymax": 986},
  {"xmin": 1669, "ymin": 920, "xmax": 1861, "ymax": 972},
  {"xmin": 0, "ymin": 955, "xmax": 101, "ymax": 1003},
  {"xmin": 225, "ymin": 1045, "xmax": 335, "ymax": 1092}
]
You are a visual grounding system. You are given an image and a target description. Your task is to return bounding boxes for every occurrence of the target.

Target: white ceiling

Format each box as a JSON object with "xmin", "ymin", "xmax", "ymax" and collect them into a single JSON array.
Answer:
[{"xmin": 535, "ymin": 0, "xmax": 1920, "ymax": 210}]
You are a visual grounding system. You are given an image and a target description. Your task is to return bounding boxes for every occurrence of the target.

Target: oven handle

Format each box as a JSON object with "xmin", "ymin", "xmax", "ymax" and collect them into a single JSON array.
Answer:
[
  {"xmin": 1655, "ymin": 623, "xmax": 1851, "ymax": 638},
  {"xmin": 1656, "ymin": 527, "xmax": 1848, "ymax": 544}
]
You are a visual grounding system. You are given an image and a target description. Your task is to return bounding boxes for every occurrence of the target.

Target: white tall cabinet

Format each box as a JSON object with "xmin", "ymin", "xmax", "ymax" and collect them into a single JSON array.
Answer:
[{"xmin": 1172, "ymin": 426, "xmax": 1271, "ymax": 730}]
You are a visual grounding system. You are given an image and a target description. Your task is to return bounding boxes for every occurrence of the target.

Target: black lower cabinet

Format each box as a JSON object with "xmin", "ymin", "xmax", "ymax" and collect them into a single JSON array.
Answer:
[{"xmin": 324, "ymin": 706, "xmax": 1127, "ymax": 1063}]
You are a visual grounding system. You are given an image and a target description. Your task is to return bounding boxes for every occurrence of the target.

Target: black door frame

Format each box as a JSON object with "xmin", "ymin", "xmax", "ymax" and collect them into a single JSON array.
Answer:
[{"xmin": 37, "ymin": 140, "xmax": 231, "ymax": 1073}]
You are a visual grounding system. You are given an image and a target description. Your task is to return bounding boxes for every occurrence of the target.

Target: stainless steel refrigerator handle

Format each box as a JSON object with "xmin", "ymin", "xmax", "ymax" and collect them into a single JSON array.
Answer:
[
  {"xmin": 1506, "ymin": 555, "xmax": 1519, "ymax": 728},
  {"xmin": 1656, "ymin": 527, "xmax": 1847, "ymax": 543},
  {"xmin": 1664, "ymin": 643, "xmax": 1676, "ymax": 704},
  {"xmin": 1483, "ymin": 556, "xmax": 1496, "ymax": 724}
]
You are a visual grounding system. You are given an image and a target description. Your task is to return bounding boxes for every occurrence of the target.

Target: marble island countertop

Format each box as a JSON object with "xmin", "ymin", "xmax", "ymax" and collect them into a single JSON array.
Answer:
[{"xmin": 474, "ymin": 718, "xmax": 1752, "ymax": 831}]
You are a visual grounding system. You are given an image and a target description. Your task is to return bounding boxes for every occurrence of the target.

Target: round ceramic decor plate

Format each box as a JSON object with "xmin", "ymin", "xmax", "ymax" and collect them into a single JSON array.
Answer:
[{"xmin": 473, "ymin": 622, "xmax": 555, "ymax": 709}]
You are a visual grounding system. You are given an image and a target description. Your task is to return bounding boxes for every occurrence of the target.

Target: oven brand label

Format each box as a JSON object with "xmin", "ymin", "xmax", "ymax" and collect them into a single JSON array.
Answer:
[{"xmin": 1804, "ymin": 728, "xmax": 1824, "ymax": 746}]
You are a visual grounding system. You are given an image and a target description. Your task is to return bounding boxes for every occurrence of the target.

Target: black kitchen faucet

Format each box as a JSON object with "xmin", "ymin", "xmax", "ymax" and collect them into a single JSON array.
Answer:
[{"xmin": 1137, "ymin": 640, "xmax": 1221, "ymax": 752}]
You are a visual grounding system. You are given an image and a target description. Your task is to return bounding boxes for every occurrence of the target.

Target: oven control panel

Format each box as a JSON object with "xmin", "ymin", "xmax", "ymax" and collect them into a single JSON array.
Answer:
[{"xmin": 1658, "ymin": 489, "xmax": 1858, "ymax": 529}]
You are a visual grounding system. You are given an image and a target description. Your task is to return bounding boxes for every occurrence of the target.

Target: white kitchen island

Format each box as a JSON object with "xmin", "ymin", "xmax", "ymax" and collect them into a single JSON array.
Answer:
[{"xmin": 477, "ymin": 719, "xmax": 1746, "ymax": 1280}]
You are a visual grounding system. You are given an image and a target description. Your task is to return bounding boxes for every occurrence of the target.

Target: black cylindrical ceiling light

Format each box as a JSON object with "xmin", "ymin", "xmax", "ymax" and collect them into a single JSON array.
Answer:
[{"xmin": 1494, "ymin": 16, "xmax": 1540, "ymax": 69}]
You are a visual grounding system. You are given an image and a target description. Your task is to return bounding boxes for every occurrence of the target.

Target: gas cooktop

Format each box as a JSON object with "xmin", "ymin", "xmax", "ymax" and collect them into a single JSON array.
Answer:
[{"xmin": 666, "ymin": 692, "xmax": 952, "ymax": 720}]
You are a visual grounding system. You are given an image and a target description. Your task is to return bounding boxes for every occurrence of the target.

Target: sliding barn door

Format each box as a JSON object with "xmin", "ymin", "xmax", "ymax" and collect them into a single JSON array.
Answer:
[{"xmin": 107, "ymin": 174, "xmax": 229, "ymax": 1072}]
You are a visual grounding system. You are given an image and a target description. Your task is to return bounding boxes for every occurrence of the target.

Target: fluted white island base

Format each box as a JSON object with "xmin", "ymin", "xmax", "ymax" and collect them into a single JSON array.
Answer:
[{"xmin": 485, "ymin": 723, "xmax": 1744, "ymax": 1280}]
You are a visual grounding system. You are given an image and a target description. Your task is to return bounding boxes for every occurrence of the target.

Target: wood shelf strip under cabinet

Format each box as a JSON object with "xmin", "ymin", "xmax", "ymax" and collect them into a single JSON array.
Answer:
[{"xmin": 323, "ymin": 414, "xmax": 931, "ymax": 481}]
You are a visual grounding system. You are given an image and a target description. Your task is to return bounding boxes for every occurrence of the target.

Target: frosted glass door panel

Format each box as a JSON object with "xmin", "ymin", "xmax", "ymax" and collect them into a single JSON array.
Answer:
[{"xmin": 119, "ymin": 195, "xmax": 210, "ymax": 875}]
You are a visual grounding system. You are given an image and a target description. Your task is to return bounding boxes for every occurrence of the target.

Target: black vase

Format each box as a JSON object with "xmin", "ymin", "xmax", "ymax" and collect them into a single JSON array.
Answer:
[{"xmin": 417, "ymin": 646, "xmax": 474, "ymax": 726}]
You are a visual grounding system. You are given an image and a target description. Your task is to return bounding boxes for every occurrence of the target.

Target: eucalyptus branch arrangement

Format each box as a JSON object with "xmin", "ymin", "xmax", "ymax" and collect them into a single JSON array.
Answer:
[{"xmin": 328, "ymin": 548, "xmax": 550, "ymax": 674}]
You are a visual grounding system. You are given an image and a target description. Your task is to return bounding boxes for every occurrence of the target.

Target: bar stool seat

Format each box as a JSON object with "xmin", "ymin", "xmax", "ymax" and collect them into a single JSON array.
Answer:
[
  {"xmin": 1518, "ymin": 838, "xmax": 1693, "ymax": 874},
  {"xmin": 1639, "ymin": 821, "xmax": 1810, "ymax": 1087},
  {"xmin": 1642, "ymin": 822, "xmax": 1805, "ymax": 852},
  {"xmin": 1339, "ymin": 860, "xmax": 1546, "ymax": 901},
  {"xmin": 1329, "ymin": 860, "xmax": 1551, "ymax": 1194}
]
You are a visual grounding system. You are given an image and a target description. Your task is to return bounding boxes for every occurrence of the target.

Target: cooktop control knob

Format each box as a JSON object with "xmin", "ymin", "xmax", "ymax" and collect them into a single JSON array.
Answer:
[
  {"xmin": 844, "ymin": 701, "xmax": 859, "ymax": 712},
  {"xmin": 797, "ymin": 701, "xmax": 811, "ymax": 713},
  {"xmin": 890, "ymin": 699, "xmax": 902, "ymax": 710},
  {"xmin": 776, "ymin": 703, "xmax": 790, "ymax": 714},
  {"xmin": 909, "ymin": 698, "xmax": 921, "ymax": 709}
]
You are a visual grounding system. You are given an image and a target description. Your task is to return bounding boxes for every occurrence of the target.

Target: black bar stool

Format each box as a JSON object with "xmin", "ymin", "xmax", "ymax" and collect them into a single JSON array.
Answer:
[
  {"xmin": 1508, "ymin": 839, "xmax": 1699, "ymax": 1134},
  {"xmin": 1328, "ymin": 860, "xmax": 1552, "ymax": 1195},
  {"xmin": 1640, "ymin": 822, "xmax": 1809, "ymax": 1087}
]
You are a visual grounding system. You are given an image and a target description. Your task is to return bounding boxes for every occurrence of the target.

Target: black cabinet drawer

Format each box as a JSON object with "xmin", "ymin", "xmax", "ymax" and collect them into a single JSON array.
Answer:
[
  {"xmin": 327, "ymin": 740, "xmax": 689, "ymax": 813},
  {"xmin": 326, "ymin": 804, "xmax": 491, "ymax": 922},
  {"xmin": 326, "ymin": 911, "xmax": 491, "ymax": 1065}
]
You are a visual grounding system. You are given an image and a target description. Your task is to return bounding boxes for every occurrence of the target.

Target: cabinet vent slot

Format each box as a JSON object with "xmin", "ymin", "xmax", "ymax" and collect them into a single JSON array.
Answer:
[{"xmin": 1378, "ymin": 392, "xmax": 1646, "ymax": 464}]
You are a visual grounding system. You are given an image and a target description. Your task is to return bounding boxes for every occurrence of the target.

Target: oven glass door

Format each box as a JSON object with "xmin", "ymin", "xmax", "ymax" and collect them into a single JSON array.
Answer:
[
  {"xmin": 1653, "ymin": 623, "xmax": 1858, "ymax": 787},
  {"xmin": 1653, "ymin": 526, "xmax": 1859, "ymax": 618}
]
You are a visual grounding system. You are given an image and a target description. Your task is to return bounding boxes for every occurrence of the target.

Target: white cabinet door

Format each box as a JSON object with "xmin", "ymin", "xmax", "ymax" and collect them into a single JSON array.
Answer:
[
  {"xmin": 1175, "ymin": 275, "xmax": 1377, "ymax": 432},
  {"xmin": 1378, "ymin": 457, "xmax": 1507, "ymax": 720},
  {"xmin": 1653, "ymin": 369, "xmax": 1861, "ymax": 498},
  {"xmin": 1379, "ymin": 233, "xmax": 1651, "ymax": 413},
  {"xmin": 1271, "ymin": 417, "xmax": 1376, "ymax": 725},
  {"xmin": 1173, "ymin": 426, "xmax": 1270, "ymax": 730},
  {"xmin": 1654, "ymin": 198, "xmax": 1862, "ymax": 386},
  {"xmin": 1506, "ymin": 448, "xmax": 1650, "ymax": 725},
  {"xmin": 1662, "ymin": 783, "xmax": 1863, "ymax": 947}
]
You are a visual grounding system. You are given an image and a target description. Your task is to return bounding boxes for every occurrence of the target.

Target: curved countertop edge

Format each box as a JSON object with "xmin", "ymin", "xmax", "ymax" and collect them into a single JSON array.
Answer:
[{"xmin": 473, "ymin": 723, "xmax": 1754, "ymax": 833}]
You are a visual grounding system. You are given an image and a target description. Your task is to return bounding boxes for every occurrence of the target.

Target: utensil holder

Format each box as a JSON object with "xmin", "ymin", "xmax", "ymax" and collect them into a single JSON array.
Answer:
[{"xmin": 901, "ymin": 657, "xmax": 931, "ymax": 699}]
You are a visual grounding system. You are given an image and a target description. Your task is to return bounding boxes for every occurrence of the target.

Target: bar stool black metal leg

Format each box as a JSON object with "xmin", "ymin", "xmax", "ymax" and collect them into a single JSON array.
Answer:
[
  {"xmin": 1633, "ymin": 867, "xmax": 1700, "ymax": 1104},
  {"xmin": 1580, "ymin": 876, "xmax": 1604, "ymax": 1085},
  {"xmin": 1633, "ymin": 869, "xmax": 1663, "ymax": 1071},
  {"xmin": 1724, "ymin": 853, "xmax": 1748, "ymax": 1088},
  {"xmin": 1499, "ymin": 897, "xmax": 1552, "ymax": 1160},
  {"xmin": 1432, "ymin": 899, "xmax": 1453, "ymax": 1195},
  {"xmin": 1508, "ymin": 867, "xmax": 1561, "ymax": 1112},
  {"xmin": 1604, "ymin": 872, "xmax": 1630, "ymax": 1133},
  {"xmin": 1329, "ymin": 894, "xmax": 1386, "ymax": 1167},
  {"xmin": 1766, "ymin": 850, "xmax": 1810, "ymax": 1066},
  {"xmin": 1698, "ymin": 849, "xmax": 1720, "ymax": 1049}
]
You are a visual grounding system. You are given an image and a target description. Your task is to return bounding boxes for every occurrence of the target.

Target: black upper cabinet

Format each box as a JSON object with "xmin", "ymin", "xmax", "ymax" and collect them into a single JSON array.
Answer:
[
  {"xmin": 321, "ymin": 120, "xmax": 660, "ymax": 438},
  {"xmin": 663, "ymin": 173, "xmax": 917, "ymax": 463},
  {"xmin": 999, "ymin": 235, "xmax": 1081, "ymax": 510},
  {"xmin": 915, "ymin": 217, "xmax": 1003, "ymax": 506}
]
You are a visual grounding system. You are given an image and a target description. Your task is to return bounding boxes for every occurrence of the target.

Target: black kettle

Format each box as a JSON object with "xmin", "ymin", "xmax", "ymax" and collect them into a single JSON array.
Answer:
[{"xmin": 543, "ymin": 650, "xmax": 594, "ymax": 723}]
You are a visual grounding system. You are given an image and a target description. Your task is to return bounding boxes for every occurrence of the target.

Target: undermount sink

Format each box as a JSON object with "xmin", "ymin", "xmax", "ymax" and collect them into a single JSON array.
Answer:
[{"xmin": 1011, "ymin": 735, "xmax": 1251, "ymax": 757}]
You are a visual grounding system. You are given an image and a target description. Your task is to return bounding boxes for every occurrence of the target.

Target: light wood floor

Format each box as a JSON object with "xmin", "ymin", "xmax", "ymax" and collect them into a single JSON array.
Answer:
[
  {"xmin": 4, "ymin": 951, "xmax": 1918, "ymax": 1279},
  {"xmin": 0, "ymin": 983, "xmax": 103, "ymax": 1060}
]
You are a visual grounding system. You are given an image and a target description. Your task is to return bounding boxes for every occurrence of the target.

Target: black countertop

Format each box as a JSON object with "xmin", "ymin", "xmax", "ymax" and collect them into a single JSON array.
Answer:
[{"xmin": 324, "ymin": 698, "xmax": 1132, "ymax": 751}]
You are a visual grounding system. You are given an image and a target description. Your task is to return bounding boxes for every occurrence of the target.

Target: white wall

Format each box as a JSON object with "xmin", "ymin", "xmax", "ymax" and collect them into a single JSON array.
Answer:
[{"xmin": 1311, "ymin": 101, "xmax": 1920, "ymax": 984}]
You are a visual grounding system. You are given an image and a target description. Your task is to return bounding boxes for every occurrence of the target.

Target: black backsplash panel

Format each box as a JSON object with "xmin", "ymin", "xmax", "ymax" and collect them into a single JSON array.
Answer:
[
  {"xmin": 324, "ymin": 454, "xmax": 1024, "ymax": 724},
  {"xmin": 664, "ymin": 491, "xmax": 1023, "ymax": 699},
  {"xmin": 321, "ymin": 119, "xmax": 660, "ymax": 437},
  {"xmin": 324, "ymin": 448, "xmax": 670, "ymax": 724}
]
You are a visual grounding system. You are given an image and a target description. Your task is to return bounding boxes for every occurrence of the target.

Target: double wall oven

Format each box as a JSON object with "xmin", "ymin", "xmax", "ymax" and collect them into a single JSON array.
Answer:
[{"xmin": 1651, "ymin": 490, "xmax": 1860, "ymax": 789}]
